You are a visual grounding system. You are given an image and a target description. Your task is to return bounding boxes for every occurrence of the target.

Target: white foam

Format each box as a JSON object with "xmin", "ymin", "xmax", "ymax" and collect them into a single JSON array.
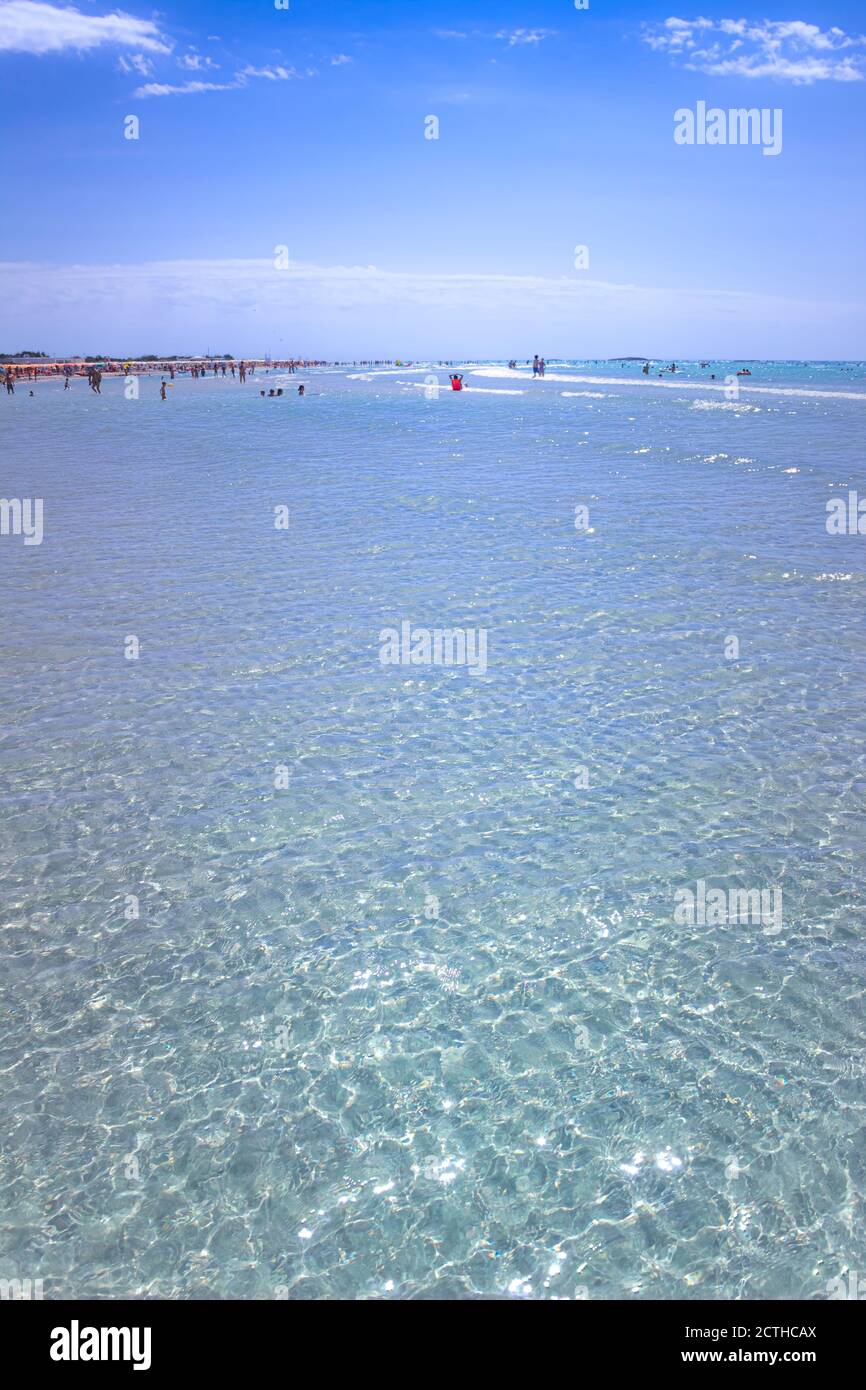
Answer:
[
  {"xmin": 399, "ymin": 381, "xmax": 524, "ymax": 395},
  {"xmin": 691, "ymin": 399, "xmax": 762, "ymax": 412},
  {"xmin": 347, "ymin": 364, "xmax": 479, "ymax": 378},
  {"xmin": 347, "ymin": 366, "xmax": 433, "ymax": 377},
  {"xmin": 472, "ymin": 366, "xmax": 866, "ymax": 402}
]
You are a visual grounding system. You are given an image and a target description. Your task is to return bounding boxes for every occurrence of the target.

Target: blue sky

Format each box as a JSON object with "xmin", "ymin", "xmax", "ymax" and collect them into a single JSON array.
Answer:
[{"xmin": 1, "ymin": 0, "xmax": 865, "ymax": 357}]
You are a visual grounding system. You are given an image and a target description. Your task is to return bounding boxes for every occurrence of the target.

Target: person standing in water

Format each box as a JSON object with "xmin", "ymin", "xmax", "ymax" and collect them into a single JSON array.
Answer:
[
  {"xmin": 449, "ymin": 374, "xmax": 464, "ymax": 391},
  {"xmin": 160, "ymin": 379, "xmax": 167, "ymax": 400},
  {"xmin": 532, "ymin": 355, "xmax": 540, "ymax": 377},
  {"xmin": 5, "ymin": 368, "xmax": 15, "ymax": 395}
]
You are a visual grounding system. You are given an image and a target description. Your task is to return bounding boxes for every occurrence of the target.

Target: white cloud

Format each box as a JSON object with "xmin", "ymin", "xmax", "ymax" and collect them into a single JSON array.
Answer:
[
  {"xmin": 117, "ymin": 52, "xmax": 153, "ymax": 78},
  {"xmin": 0, "ymin": 0, "xmax": 169, "ymax": 55},
  {"xmin": 434, "ymin": 26, "xmax": 554, "ymax": 48},
  {"xmin": 496, "ymin": 28, "xmax": 555, "ymax": 47},
  {"xmin": 133, "ymin": 79, "xmax": 235, "ymax": 98},
  {"xmin": 134, "ymin": 63, "xmax": 314, "ymax": 98},
  {"xmin": 237, "ymin": 63, "xmax": 305, "ymax": 81},
  {"xmin": 177, "ymin": 51, "xmax": 218, "ymax": 72},
  {"xmin": 330, "ymin": 53, "xmax": 352, "ymax": 66},
  {"xmin": 640, "ymin": 16, "xmax": 866, "ymax": 82}
]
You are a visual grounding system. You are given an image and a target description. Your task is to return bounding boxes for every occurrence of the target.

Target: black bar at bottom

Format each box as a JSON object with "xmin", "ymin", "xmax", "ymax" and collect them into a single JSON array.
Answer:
[{"xmin": 5, "ymin": 1297, "xmax": 858, "ymax": 1375}]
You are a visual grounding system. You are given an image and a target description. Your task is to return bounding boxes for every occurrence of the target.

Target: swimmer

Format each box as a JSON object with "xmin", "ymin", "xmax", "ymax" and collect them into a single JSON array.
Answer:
[
  {"xmin": 449, "ymin": 374, "xmax": 464, "ymax": 391},
  {"xmin": 298, "ymin": 385, "xmax": 305, "ymax": 396},
  {"xmin": 160, "ymin": 379, "xmax": 167, "ymax": 400}
]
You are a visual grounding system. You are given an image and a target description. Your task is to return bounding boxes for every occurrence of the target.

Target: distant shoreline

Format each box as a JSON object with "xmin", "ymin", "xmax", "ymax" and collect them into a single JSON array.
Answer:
[{"xmin": 5, "ymin": 357, "xmax": 865, "ymax": 383}]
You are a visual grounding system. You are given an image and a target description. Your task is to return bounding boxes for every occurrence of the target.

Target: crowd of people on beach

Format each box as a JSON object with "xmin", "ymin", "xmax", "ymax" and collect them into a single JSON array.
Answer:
[
  {"xmin": 1, "ymin": 357, "xmax": 399, "ymax": 386},
  {"xmin": 3, "ymin": 355, "xmax": 460, "ymax": 405},
  {"xmin": 4, "ymin": 356, "xmax": 764, "ymax": 399},
  {"xmin": 3, "ymin": 357, "xmax": 319, "ymax": 400},
  {"xmin": 1, "ymin": 357, "xmax": 331, "ymax": 399}
]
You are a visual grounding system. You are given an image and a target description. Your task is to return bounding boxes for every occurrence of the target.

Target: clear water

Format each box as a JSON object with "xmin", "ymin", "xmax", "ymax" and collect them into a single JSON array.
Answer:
[{"xmin": 2, "ymin": 362, "xmax": 865, "ymax": 1300}]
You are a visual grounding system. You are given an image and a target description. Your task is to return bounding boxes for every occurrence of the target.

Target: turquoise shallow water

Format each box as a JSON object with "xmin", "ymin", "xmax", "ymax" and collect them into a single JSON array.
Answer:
[{"xmin": 2, "ymin": 362, "xmax": 866, "ymax": 1299}]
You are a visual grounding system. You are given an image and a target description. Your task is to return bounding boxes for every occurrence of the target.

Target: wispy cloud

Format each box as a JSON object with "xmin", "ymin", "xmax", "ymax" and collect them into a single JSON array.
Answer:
[
  {"xmin": 0, "ymin": 3, "xmax": 322, "ymax": 97},
  {"xmin": 238, "ymin": 63, "xmax": 312, "ymax": 81},
  {"xmin": 640, "ymin": 17, "xmax": 866, "ymax": 83},
  {"xmin": 330, "ymin": 53, "xmax": 352, "ymax": 66},
  {"xmin": 234, "ymin": 63, "xmax": 287, "ymax": 82},
  {"xmin": 177, "ymin": 51, "xmax": 218, "ymax": 72},
  {"xmin": 496, "ymin": 28, "xmax": 555, "ymax": 48},
  {"xmin": 0, "ymin": 0, "xmax": 170, "ymax": 55},
  {"xmin": 133, "ymin": 79, "xmax": 235, "ymax": 98},
  {"xmin": 435, "ymin": 27, "xmax": 554, "ymax": 47},
  {"xmin": 134, "ymin": 62, "xmax": 313, "ymax": 98},
  {"xmin": 117, "ymin": 52, "xmax": 154, "ymax": 78}
]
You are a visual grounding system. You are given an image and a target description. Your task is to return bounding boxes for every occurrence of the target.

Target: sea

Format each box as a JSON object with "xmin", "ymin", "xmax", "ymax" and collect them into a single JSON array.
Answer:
[{"xmin": 1, "ymin": 358, "xmax": 865, "ymax": 1299}]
